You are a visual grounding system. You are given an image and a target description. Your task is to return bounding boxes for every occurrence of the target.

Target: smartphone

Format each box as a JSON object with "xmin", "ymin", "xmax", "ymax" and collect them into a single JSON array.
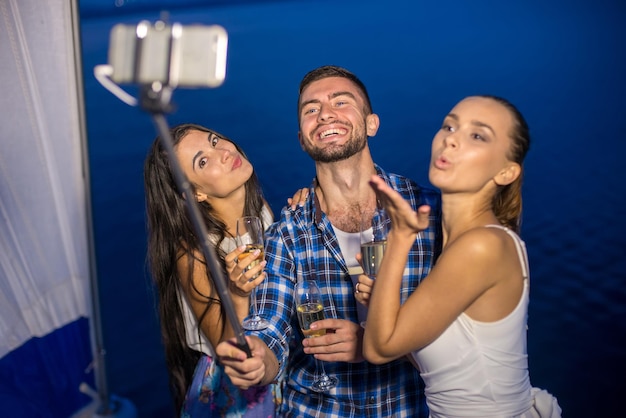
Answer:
[{"xmin": 108, "ymin": 21, "xmax": 228, "ymax": 88}]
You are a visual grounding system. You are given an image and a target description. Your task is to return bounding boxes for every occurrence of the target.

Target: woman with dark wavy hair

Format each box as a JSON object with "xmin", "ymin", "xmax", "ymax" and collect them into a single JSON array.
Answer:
[{"xmin": 144, "ymin": 123, "xmax": 293, "ymax": 416}]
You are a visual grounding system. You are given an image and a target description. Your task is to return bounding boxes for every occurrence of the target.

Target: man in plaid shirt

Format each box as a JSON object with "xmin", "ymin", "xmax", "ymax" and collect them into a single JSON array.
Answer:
[{"xmin": 217, "ymin": 65, "xmax": 441, "ymax": 417}]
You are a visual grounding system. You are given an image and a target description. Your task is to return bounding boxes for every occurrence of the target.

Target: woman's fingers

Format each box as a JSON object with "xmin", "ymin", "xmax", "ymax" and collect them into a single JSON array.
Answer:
[
  {"xmin": 354, "ymin": 275, "xmax": 374, "ymax": 307},
  {"xmin": 225, "ymin": 245, "xmax": 245, "ymax": 273},
  {"xmin": 235, "ymin": 247, "xmax": 261, "ymax": 270},
  {"xmin": 369, "ymin": 175, "xmax": 431, "ymax": 233},
  {"xmin": 226, "ymin": 246, "xmax": 267, "ymax": 294},
  {"xmin": 236, "ymin": 250, "xmax": 266, "ymax": 287},
  {"xmin": 288, "ymin": 187, "xmax": 310, "ymax": 210}
]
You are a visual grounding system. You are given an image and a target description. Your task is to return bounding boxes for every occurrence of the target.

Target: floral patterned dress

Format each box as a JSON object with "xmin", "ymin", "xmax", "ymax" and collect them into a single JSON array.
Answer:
[{"xmin": 181, "ymin": 354, "xmax": 281, "ymax": 417}]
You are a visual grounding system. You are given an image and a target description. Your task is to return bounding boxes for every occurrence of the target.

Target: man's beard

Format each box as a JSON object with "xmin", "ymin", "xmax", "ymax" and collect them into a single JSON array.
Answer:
[{"xmin": 302, "ymin": 125, "xmax": 368, "ymax": 163}]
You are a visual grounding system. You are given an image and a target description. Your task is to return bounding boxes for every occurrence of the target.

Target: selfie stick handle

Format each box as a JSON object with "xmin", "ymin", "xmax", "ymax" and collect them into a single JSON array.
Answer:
[{"xmin": 141, "ymin": 85, "xmax": 252, "ymax": 358}]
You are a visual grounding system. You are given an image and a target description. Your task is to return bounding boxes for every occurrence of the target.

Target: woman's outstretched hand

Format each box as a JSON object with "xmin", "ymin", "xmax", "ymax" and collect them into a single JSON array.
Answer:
[{"xmin": 368, "ymin": 175, "xmax": 430, "ymax": 237}]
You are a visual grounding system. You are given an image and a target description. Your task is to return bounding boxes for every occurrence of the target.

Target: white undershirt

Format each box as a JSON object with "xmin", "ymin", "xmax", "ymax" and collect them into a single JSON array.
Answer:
[{"xmin": 332, "ymin": 225, "xmax": 371, "ymax": 324}]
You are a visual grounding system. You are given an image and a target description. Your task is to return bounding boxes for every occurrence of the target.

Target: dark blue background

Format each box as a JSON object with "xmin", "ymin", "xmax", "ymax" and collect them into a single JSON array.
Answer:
[{"xmin": 79, "ymin": 0, "xmax": 625, "ymax": 416}]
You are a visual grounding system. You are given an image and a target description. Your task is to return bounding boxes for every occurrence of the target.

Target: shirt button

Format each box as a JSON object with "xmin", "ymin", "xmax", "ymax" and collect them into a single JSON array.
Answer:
[{"xmin": 368, "ymin": 396, "xmax": 376, "ymax": 404}]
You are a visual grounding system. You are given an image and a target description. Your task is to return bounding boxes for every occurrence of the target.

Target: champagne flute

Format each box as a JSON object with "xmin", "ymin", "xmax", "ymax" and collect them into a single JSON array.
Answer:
[
  {"xmin": 360, "ymin": 206, "xmax": 389, "ymax": 279},
  {"xmin": 358, "ymin": 207, "xmax": 389, "ymax": 327},
  {"xmin": 236, "ymin": 216, "xmax": 270, "ymax": 331},
  {"xmin": 295, "ymin": 280, "xmax": 338, "ymax": 392}
]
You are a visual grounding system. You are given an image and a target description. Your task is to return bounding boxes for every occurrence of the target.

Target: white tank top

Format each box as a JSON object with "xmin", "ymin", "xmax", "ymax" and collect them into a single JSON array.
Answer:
[{"xmin": 411, "ymin": 225, "xmax": 534, "ymax": 417}]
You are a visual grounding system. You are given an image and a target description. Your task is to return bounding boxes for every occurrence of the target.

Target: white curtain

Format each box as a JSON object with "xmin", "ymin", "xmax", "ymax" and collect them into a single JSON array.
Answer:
[{"xmin": 0, "ymin": 0, "xmax": 90, "ymax": 358}]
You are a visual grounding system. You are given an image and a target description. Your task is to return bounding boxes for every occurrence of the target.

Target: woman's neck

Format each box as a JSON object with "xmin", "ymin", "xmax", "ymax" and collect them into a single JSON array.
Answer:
[
  {"xmin": 440, "ymin": 193, "xmax": 499, "ymax": 248},
  {"xmin": 209, "ymin": 194, "xmax": 247, "ymax": 238}
]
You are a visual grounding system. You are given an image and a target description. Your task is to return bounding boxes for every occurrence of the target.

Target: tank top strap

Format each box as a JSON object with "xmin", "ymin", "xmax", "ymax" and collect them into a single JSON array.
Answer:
[{"xmin": 484, "ymin": 225, "xmax": 529, "ymax": 279}]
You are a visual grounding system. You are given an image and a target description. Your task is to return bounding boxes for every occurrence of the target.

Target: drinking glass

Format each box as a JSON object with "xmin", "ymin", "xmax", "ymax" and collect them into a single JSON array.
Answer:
[
  {"xmin": 358, "ymin": 207, "xmax": 389, "ymax": 327},
  {"xmin": 236, "ymin": 216, "xmax": 270, "ymax": 331},
  {"xmin": 360, "ymin": 207, "xmax": 389, "ymax": 280},
  {"xmin": 295, "ymin": 280, "xmax": 338, "ymax": 392}
]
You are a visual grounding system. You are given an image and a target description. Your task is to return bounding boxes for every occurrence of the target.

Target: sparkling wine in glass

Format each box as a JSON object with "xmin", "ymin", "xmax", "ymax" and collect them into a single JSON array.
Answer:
[
  {"xmin": 236, "ymin": 216, "xmax": 270, "ymax": 331},
  {"xmin": 358, "ymin": 207, "xmax": 389, "ymax": 328},
  {"xmin": 360, "ymin": 207, "xmax": 389, "ymax": 279},
  {"xmin": 295, "ymin": 280, "xmax": 338, "ymax": 392}
]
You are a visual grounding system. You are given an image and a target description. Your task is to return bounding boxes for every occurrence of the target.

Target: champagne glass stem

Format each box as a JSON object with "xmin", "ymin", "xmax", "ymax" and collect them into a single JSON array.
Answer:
[
  {"xmin": 250, "ymin": 288, "xmax": 260, "ymax": 318},
  {"xmin": 312, "ymin": 357, "xmax": 338, "ymax": 392},
  {"xmin": 317, "ymin": 358, "xmax": 327, "ymax": 376}
]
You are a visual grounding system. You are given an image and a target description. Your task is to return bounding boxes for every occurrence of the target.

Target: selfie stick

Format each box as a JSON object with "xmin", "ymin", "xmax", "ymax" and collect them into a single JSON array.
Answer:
[
  {"xmin": 140, "ymin": 84, "xmax": 252, "ymax": 358},
  {"xmin": 95, "ymin": 19, "xmax": 251, "ymax": 358}
]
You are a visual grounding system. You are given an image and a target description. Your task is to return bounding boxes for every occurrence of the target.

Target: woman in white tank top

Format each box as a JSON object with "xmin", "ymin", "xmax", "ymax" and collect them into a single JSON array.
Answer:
[
  {"xmin": 358, "ymin": 96, "xmax": 561, "ymax": 417},
  {"xmin": 145, "ymin": 123, "xmax": 307, "ymax": 416}
]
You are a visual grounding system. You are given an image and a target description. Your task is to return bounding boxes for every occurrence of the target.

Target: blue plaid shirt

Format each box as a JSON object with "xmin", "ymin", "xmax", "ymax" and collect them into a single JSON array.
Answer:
[{"xmin": 249, "ymin": 165, "xmax": 442, "ymax": 417}]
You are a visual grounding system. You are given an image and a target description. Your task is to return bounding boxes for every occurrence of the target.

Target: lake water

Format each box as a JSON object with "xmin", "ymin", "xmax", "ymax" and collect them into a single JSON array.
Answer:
[{"xmin": 79, "ymin": 1, "xmax": 625, "ymax": 416}]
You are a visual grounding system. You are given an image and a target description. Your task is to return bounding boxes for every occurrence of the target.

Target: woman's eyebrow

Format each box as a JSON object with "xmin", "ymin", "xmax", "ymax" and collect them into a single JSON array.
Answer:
[
  {"xmin": 471, "ymin": 120, "xmax": 495, "ymax": 136},
  {"xmin": 192, "ymin": 150, "xmax": 203, "ymax": 171},
  {"xmin": 447, "ymin": 113, "xmax": 496, "ymax": 136}
]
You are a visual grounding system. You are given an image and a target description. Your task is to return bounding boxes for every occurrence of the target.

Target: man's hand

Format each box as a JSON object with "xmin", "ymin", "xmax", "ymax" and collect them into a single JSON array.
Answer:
[{"xmin": 302, "ymin": 318, "xmax": 364, "ymax": 363}]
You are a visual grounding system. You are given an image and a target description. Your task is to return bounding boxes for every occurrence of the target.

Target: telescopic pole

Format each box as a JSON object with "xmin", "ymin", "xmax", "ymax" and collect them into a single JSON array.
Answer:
[{"xmin": 140, "ymin": 84, "xmax": 252, "ymax": 357}]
